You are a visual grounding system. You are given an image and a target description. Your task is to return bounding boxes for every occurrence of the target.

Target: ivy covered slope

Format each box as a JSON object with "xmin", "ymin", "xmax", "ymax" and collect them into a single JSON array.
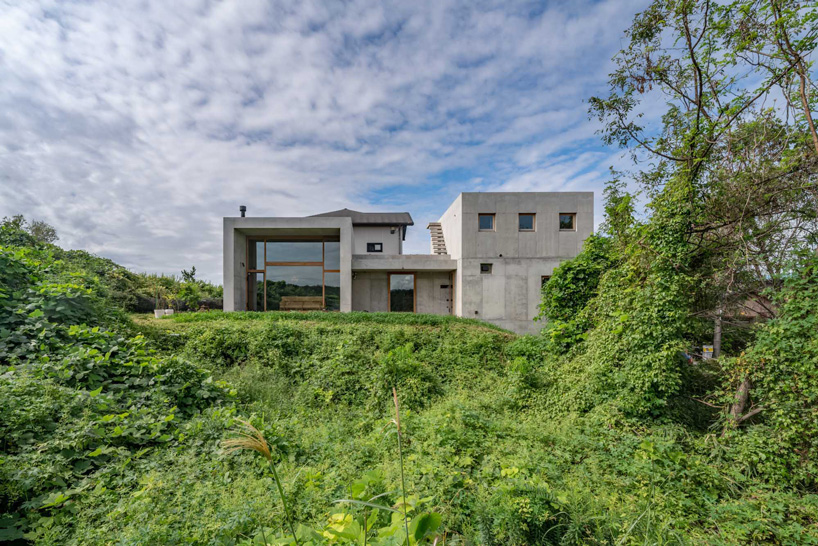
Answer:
[
  {"xmin": 0, "ymin": 244, "xmax": 235, "ymax": 543},
  {"xmin": 2, "ymin": 220, "xmax": 818, "ymax": 545}
]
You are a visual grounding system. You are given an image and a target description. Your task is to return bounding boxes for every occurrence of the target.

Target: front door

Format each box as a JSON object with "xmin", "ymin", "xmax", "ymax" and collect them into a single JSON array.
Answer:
[{"xmin": 440, "ymin": 283, "xmax": 452, "ymax": 315}]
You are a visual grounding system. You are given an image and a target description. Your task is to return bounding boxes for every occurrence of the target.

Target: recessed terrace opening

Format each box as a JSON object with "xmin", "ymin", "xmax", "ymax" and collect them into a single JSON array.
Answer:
[{"xmin": 246, "ymin": 238, "xmax": 341, "ymax": 311}]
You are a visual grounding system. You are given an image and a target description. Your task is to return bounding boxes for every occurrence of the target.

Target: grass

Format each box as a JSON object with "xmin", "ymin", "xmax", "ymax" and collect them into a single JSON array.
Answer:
[{"xmin": 156, "ymin": 309, "xmax": 514, "ymax": 333}]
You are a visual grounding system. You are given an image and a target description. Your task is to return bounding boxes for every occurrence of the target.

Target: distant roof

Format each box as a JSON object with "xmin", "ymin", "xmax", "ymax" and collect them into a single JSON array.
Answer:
[{"xmin": 310, "ymin": 208, "xmax": 414, "ymax": 226}]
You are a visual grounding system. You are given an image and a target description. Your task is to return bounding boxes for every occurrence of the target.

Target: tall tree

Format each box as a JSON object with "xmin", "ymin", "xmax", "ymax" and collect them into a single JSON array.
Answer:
[{"xmin": 589, "ymin": 0, "xmax": 817, "ymax": 422}]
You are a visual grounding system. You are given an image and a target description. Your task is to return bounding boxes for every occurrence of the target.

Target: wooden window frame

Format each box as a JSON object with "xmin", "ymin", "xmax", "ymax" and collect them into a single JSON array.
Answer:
[
  {"xmin": 478, "ymin": 213, "xmax": 496, "ymax": 232},
  {"xmin": 245, "ymin": 237, "xmax": 342, "ymax": 311},
  {"xmin": 387, "ymin": 272, "xmax": 416, "ymax": 313},
  {"xmin": 559, "ymin": 213, "xmax": 576, "ymax": 232},
  {"xmin": 518, "ymin": 213, "xmax": 536, "ymax": 232},
  {"xmin": 541, "ymin": 275, "xmax": 551, "ymax": 287}
]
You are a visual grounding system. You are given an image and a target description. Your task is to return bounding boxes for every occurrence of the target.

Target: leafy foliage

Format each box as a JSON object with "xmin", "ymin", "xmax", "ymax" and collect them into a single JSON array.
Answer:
[
  {"xmin": 0, "ymin": 245, "xmax": 233, "ymax": 542},
  {"xmin": 0, "ymin": 215, "xmax": 223, "ymax": 313},
  {"xmin": 717, "ymin": 254, "xmax": 818, "ymax": 486}
]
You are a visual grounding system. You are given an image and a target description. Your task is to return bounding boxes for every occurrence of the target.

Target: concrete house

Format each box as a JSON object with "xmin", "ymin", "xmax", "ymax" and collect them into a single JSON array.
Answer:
[{"xmin": 223, "ymin": 192, "xmax": 593, "ymax": 334}]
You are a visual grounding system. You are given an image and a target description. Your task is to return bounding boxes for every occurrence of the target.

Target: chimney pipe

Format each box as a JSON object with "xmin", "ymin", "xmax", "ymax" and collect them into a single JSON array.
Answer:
[{"xmin": 239, "ymin": 205, "xmax": 247, "ymax": 217}]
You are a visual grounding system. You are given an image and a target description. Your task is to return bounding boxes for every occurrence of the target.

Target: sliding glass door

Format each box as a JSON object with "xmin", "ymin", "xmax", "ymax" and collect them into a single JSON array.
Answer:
[
  {"xmin": 388, "ymin": 273, "xmax": 415, "ymax": 312},
  {"xmin": 246, "ymin": 238, "xmax": 341, "ymax": 311}
]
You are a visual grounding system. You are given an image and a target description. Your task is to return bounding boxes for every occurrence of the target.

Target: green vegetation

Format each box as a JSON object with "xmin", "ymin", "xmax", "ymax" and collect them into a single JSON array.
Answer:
[
  {"xmin": 2, "ymin": 0, "xmax": 817, "ymax": 544},
  {"xmin": 2, "ymin": 226, "xmax": 818, "ymax": 543},
  {"xmin": 1, "ymin": 215, "xmax": 223, "ymax": 312}
]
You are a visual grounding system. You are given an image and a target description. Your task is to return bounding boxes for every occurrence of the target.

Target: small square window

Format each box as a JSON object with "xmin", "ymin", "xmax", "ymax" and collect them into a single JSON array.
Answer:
[
  {"xmin": 541, "ymin": 275, "xmax": 551, "ymax": 287},
  {"xmin": 519, "ymin": 213, "xmax": 536, "ymax": 231},
  {"xmin": 480, "ymin": 263, "xmax": 493, "ymax": 274},
  {"xmin": 559, "ymin": 213, "xmax": 576, "ymax": 231},
  {"xmin": 366, "ymin": 242, "xmax": 383, "ymax": 252},
  {"xmin": 478, "ymin": 213, "xmax": 495, "ymax": 231}
]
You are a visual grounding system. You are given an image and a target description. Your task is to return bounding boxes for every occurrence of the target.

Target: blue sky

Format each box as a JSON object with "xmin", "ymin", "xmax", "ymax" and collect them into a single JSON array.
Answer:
[{"xmin": 0, "ymin": 0, "xmax": 648, "ymax": 282}]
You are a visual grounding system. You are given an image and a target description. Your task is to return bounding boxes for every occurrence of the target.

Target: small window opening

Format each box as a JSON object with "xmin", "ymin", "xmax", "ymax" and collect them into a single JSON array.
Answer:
[
  {"xmin": 559, "ymin": 213, "xmax": 576, "ymax": 231},
  {"xmin": 367, "ymin": 242, "xmax": 383, "ymax": 252},
  {"xmin": 480, "ymin": 263, "xmax": 493, "ymax": 274},
  {"xmin": 478, "ymin": 213, "xmax": 495, "ymax": 231}
]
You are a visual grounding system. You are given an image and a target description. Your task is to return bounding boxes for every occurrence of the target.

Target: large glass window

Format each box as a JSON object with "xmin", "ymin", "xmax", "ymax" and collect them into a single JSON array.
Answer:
[
  {"xmin": 266, "ymin": 241, "xmax": 323, "ymax": 263},
  {"xmin": 265, "ymin": 265, "xmax": 323, "ymax": 310},
  {"xmin": 324, "ymin": 272, "xmax": 341, "ymax": 311},
  {"xmin": 248, "ymin": 273, "xmax": 264, "ymax": 311},
  {"xmin": 247, "ymin": 238, "xmax": 341, "ymax": 311},
  {"xmin": 324, "ymin": 241, "xmax": 340, "ymax": 270},
  {"xmin": 389, "ymin": 273, "xmax": 415, "ymax": 312},
  {"xmin": 248, "ymin": 241, "xmax": 265, "ymax": 270}
]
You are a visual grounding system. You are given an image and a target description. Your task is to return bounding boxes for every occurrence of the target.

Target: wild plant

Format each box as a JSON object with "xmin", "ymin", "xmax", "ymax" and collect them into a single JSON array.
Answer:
[
  {"xmin": 222, "ymin": 419, "xmax": 301, "ymax": 545},
  {"xmin": 227, "ymin": 388, "xmax": 442, "ymax": 546}
]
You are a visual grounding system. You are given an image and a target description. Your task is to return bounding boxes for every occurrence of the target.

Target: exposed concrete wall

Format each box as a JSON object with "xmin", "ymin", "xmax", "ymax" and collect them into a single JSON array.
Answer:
[
  {"xmin": 438, "ymin": 195, "xmax": 464, "ymax": 318},
  {"xmin": 416, "ymin": 272, "xmax": 454, "ymax": 315},
  {"xmin": 351, "ymin": 271, "xmax": 388, "ymax": 312},
  {"xmin": 352, "ymin": 254, "xmax": 456, "ymax": 271},
  {"xmin": 450, "ymin": 192, "xmax": 594, "ymax": 334},
  {"xmin": 438, "ymin": 194, "xmax": 463, "ymax": 260},
  {"xmin": 459, "ymin": 192, "xmax": 593, "ymax": 259},
  {"xmin": 458, "ymin": 257, "xmax": 564, "ymax": 334},
  {"xmin": 223, "ymin": 216, "xmax": 353, "ymax": 312},
  {"xmin": 352, "ymin": 271, "xmax": 453, "ymax": 314},
  {"xmin": 352, "ymin": 226, "xmax": 403, "ymax": 255},
  {"xmin": 223, "ymin": 219, "xmax": 247, "ymax": 313}
]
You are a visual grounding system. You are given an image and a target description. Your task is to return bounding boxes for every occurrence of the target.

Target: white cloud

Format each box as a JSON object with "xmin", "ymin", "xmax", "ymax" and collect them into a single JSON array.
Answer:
[{"xmin": 0, "ymin": 0, "xmax": 649, "ymax": 281}]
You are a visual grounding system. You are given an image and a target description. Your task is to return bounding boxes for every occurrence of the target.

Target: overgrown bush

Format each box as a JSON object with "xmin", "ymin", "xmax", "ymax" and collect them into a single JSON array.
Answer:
[{"xmin": 0, "ymin": 246, "xmax": 234, "ymax": 541}]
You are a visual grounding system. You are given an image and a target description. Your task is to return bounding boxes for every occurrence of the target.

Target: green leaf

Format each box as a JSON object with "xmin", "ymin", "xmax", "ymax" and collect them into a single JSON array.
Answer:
[{"xmin": 410, "ymin": 513, "xmax": 442, "ymax": 541}]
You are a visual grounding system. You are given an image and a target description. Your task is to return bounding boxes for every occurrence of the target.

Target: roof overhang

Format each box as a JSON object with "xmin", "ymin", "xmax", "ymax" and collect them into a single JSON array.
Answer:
[{"xmin": 352, "ymin": 254, "xmax": 456, "ymax": 272}]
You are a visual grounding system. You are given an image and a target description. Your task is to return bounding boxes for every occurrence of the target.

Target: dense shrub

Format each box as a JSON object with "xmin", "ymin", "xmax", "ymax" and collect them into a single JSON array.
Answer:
[
  {"xmin": 0, "ymin": 246, "xmax": 233, "ymax": 541},
  {"xmin": 717, "ymin": 254, "xmax": 818, "ymax": 487}
]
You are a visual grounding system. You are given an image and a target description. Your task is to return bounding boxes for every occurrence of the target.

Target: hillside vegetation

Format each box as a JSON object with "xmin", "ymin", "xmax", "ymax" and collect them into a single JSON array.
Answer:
[{"xmin": 2, "ymin": 229, "xmax": 818, "ymax": 544}]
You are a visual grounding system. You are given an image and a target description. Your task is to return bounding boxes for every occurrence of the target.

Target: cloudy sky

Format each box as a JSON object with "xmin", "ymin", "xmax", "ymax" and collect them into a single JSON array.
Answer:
[{"xmin": 0, "ymin": 0, "xmax": 647, "ymax": 282}]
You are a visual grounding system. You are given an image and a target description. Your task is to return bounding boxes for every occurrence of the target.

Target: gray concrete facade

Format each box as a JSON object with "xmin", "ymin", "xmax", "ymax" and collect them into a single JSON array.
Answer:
[
  {"xmin": 352, "ymin": 225, "xmax": 403, "ymax": 255},
  {"xmin": 439, "ymin": 192, "xmax": 594, "ymax": 334},
  {"xmin": 223, "ymin": 192, "xmax": 593, "ymax": 335}
]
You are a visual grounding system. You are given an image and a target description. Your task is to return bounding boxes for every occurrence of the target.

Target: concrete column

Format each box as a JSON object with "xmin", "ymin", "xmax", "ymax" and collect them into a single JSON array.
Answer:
[
  {"xmin": 339, "ymin": 218, "xmax": 353, "ymax": 312},
  {"xmin": 223, "ymin": 219, "xmax": 235, "ymax": 312}
]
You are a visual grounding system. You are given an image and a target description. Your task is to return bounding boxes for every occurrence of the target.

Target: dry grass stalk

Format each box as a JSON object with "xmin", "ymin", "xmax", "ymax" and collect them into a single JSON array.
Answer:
[{"xmin": 222, "ymin": 418, "xmax": 300, "ymax": 545}]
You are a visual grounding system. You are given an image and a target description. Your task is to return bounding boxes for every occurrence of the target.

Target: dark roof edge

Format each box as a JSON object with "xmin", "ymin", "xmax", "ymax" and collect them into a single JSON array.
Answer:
[{"xmin": 310, "ymin": 208, "xmax": 414, "ymax": 226}]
